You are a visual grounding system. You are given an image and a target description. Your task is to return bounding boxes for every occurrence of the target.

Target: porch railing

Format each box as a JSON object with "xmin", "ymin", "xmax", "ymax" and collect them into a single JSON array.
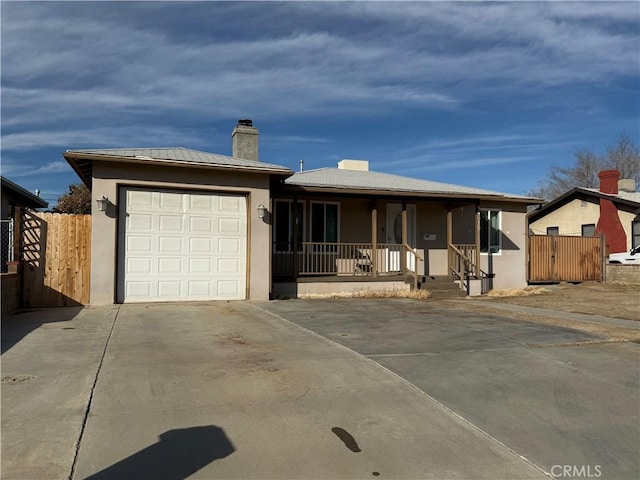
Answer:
[
  {"xmin": 448, "ymin": 243, "xmax": 492, "ymax": 293},
  {"xmin": 273, "ymin": 242, "xmax": 416, "ymax": 277}
]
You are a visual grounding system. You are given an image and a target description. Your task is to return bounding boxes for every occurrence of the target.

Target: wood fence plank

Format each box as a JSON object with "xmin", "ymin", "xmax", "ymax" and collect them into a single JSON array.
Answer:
[{"xmin": 20, "ymin": 212, "xmax": 91, "ymax": 307}]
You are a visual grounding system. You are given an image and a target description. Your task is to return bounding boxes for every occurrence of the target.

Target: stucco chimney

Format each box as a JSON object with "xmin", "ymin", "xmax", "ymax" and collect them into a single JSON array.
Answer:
[
  {"xmin": 598, "ymin": 169, "xmax": 619, "ymax": 194},
  {"xmin": 232, "ymin": 119, "xmax": 259, "ymax": 161},
  {"xmin": 618, "ymin": 178, "xmax": 636, "ymax": 193},
  {"xmin": 337, "ymin": 159, "xmax": 369, "ymax": 171}
]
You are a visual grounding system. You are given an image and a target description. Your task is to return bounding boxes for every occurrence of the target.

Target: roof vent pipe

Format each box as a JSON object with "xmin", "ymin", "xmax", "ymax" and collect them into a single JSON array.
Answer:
[{"xmin": 300, "ymin": 159, "xmax": 304, "ymax": 172}]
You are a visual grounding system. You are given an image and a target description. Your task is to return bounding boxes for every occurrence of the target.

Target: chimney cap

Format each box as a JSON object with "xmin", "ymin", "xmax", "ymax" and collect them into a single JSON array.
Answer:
[{"xmin": 238, "ymin": 119, "xmax": 253, "ymax": 127}]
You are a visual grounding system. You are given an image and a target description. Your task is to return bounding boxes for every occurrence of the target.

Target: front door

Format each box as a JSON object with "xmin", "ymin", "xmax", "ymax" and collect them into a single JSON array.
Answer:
[{"xmin": 386, "ymin": 203, "xmax": 416, "ymax": 271}]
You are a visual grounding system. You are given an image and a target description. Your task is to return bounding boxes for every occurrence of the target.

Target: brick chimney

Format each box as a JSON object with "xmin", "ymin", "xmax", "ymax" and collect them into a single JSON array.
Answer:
[
  {"xmin": 232, "ymin": 119, "xmax": 259, "ymax": 161},
  {"xmin": 595, "ymin": 169, "xmax": 627, "ymax": 254},
  {"xmin": 598, "ymin": 169, "xmax": 619, "ymax": 194}
]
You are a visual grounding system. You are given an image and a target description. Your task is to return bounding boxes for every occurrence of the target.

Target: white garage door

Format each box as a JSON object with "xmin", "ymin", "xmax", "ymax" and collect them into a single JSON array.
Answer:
[{"xmin": 118, "ymin": 188, "xmax": 247, "ymax": 302}]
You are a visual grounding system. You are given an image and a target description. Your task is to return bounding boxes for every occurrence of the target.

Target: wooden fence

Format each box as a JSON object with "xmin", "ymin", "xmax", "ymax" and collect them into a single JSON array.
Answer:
[
  {"xmin": 21, "ymin": 211, "xmax": 91, "ymax": 306},
  {"xmin": 528, "ymin": 235, "xmax": 604, "ymax": 283}
]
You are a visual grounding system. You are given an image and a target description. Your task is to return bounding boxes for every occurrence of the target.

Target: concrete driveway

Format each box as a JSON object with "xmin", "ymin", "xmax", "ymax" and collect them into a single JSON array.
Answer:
[
  {"xmin": 262, "ymin": 298, "xmax": 640, "ymax": 480},
  {"xmin": 1, "ymin": 302, "xmax": 547, "ymax": 480}
]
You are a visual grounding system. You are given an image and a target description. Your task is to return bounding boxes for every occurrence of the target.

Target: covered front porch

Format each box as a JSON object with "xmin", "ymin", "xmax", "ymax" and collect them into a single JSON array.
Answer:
[{"xmin": 271, "ymin": 195, "xmax": 490, "ymax": 295}]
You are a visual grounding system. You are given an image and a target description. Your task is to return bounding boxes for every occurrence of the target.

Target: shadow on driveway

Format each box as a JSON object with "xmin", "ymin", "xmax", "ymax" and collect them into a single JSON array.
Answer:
[
  {"xmin": 1, "ymin": 306, "xmax": 84, "ymax": 354},
  {"xmin": 84, "ymin": 425, "xmax": 235, "ymax": 480}
]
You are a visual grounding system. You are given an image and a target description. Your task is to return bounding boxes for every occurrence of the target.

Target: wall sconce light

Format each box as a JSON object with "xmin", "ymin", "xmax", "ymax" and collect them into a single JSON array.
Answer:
[
  {"xmin": 257, "ymin": 204, "xmax": 267, "ymax": 219},
  {"xmin": 96, "ymin": 196, "xmax": 109, "ymax": 212}
]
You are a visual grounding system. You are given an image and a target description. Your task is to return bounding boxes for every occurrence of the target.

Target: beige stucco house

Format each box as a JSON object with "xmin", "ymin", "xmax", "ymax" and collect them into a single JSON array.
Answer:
[
  {"xmin": 64, "ymin": 120, "xmax": 541, "ymax": 305},
  {"xmin": 528, "ymin": 171, "xmax": 639, "ymax": 255}
]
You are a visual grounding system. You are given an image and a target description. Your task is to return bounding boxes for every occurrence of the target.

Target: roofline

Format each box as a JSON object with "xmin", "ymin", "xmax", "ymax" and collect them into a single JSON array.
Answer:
[
  {"xmin": 1, "ymin": 176, "xmax": 49, "ymax": 209},
  {"xmin": 63, "ymin": 151, "xmax": 293, "ymax": 187},
  {"xmin": 278, "ymin": 183, "xmax": 542, "ymax": 204},
  {"xmin": 528, "ymin": 187, "xmax": 640, "ymax": 221}
]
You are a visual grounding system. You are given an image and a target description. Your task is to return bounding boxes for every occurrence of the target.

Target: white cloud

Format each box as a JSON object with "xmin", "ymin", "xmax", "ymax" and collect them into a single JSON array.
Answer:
[{"xmin": 2, "ymin": 160, "xmax": 69, "ymax": 177}]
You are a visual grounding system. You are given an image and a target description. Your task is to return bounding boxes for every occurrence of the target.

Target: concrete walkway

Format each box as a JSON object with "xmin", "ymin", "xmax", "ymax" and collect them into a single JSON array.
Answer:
[{"xmin": 1, "ymin": 302, "xmax": 547, "ymax": 479}]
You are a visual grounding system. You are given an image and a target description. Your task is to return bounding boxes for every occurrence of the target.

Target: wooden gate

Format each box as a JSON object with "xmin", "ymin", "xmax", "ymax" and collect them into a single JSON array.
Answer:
[
  {"xmin": 21, "ymin": 211, "xmax": 91, "ymax": 306},
  {"xmin": 528, "ymin": 235, "xmax": 604, "ymax": 283}
]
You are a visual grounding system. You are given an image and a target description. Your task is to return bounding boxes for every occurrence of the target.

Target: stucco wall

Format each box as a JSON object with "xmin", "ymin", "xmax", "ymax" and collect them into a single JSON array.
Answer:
[
  {"xmin": 530, "ymin": 198, "xmax": 637, "ymax": 252},
  {"xmin": 90, "ymin": 161, "xmax": 272, "ymax": 304}
]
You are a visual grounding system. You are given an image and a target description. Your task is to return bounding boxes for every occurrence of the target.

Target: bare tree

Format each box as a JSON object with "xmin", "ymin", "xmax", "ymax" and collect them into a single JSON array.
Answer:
[
  {"xmin": 53, "ymin": 183, "xmax": 91, "ymax": 214},
  {"xmin": 530, "ymin": 134, "xmax": 640, "ymax": 200}
]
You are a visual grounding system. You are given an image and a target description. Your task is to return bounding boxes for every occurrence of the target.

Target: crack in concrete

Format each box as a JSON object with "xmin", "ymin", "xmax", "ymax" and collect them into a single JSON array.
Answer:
[{"xmin": 68, "ymin": 305, "xmax": 121, "ymax": 480}]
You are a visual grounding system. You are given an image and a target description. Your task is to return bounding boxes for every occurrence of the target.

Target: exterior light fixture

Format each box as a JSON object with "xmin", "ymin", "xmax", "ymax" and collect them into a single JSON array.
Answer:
[
  {"xmin": 96, "ymin": 196, "xmax": 109, "ymax": 212},
  {"xmin": 257, "ymin": 204, "xmax": 267, "ymax": 219}
]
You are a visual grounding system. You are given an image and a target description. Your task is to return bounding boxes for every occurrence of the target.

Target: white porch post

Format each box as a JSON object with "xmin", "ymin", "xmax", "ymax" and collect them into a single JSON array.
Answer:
[
  {"xmin": 447, "ymin": 205, "xmax": 453, "ymax": 274},
  {"xmin": 401, "ymin": 199, "xmax": 407, "ymax": 273},
  {"xmin": 371, "ymin": 200, "xmax": 378, "ymax": 277},
  {"xmin": 475, "ymin": 206, "xmax": 481, "ymax": 276}
]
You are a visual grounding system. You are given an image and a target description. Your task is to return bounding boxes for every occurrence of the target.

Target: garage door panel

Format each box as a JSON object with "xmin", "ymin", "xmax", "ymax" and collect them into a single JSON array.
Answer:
[
  {"xmin": 158, "ymin": 281, "xmax": 181, "ymax": 298},
  {"xmin": 159, "ymin": 214, "xmax": 183, "ymax": 232},
  {"xmin": 128, "ymin": 214, "xmax": 153, "ymax": 231},
  {"xmin": 128, "ymin": 190, "xmax": 153, "ymax": 208},
  {"xmin": 159, "ymin": 192, "xmax": 183, "ymax": 211},
  {"xmin": 188, "ymin": 258, "xmax": 212, "ymax": 274},
  {"xmin": 218, "ymin": 196, "xmax": 242, "ymax": 213},
  {"xmin": 217, "ymin": 280, "xmax": 241, "ymax": 297},
  {"xmin": 127, "ymin": 257, "xmax": 152, "ymax": 274},
  {"xmin": 189, "ymin": 237, "xmax": 213, "ymax": 254},
  {"xmin": 218, "ymin": 217, "xmax": 242, "ymax": 235},
  {"xmin": 189, "ymin": 216, "xmax": 213, "ymax": 233},
  {"xmin": 120, "ymin": 188, "xmax": 246, "ymax": 302},
  {"xmin": 127, "ymin": 236, "xmax": 152, "ymax": 252},
  {"xmin": 126, "ymin": 281, "xmax": 152, "ymax": 298},
  {"xmin": 189, "ymin": 194, "xmax": 214, "ymax": 211},
  {"xmin": 158, "ymin": 236, "xmax": 183, "ymax": 253},
  {"xmin": 217, "ymin": 257, "xmax": 242, "ymax": 274},
  {"xmin": 158, "ymin": 257, "xmax": 181, "ymax": 274}
]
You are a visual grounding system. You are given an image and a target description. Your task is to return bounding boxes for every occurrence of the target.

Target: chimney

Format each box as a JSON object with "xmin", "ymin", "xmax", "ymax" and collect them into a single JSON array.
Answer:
[
  {"xmin": 598, "ymin": 169, "xmax": 619, "ymax": 194},
  {"xmin": 618, "ymin": 178, "xmax": 636, "ymax": 193},
  {"xmin": 595, "ymin": 169, "xmax": 627, "ymax": 253},
  {"xmin": 232, "ymin": 119, "xmax": 259, "ymax": 161},
  {"xmin": 337, "ymin": 159, "xmax": 369, "ymax": 171}
]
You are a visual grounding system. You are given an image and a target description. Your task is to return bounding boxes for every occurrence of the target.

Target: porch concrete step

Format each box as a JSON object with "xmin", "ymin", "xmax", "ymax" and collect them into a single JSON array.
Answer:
[{"xmin": 426, "ymin": 288, "xmax": 468, "ymax": 299}]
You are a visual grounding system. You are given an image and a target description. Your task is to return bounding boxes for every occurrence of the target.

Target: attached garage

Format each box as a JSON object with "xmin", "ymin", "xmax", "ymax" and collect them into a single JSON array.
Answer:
[
  {"xmin": 63, "ymin": 121, "xmax": 292, "ymax": 305},
  {"xmin": 117, "ymin": 187, "xmax": 247, "ymax": 302}
]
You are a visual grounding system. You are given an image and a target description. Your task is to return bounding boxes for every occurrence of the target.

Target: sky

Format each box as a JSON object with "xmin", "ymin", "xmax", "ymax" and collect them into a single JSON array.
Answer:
[{"xmin": 1, "ymin": 1, "xmax": 639, "ymax": 206}]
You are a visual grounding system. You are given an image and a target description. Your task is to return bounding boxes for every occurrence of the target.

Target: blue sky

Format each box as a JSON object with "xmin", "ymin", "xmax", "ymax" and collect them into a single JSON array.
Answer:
[{"xmin": 2, "ymin": 1, "xmax": 639, "ymax": 206}]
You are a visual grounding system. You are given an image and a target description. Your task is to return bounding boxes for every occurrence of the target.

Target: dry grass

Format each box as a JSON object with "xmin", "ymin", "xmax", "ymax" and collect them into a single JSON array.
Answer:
[
  {"xmin": 487, "ymin": 287, "xmax": 550, "ymax": 298},
  {"xmin": 352, "ymin": 288, "xmax": 432, "ymax": 300},
  {"xmin": 283, "ymin": 288, "xmax": 432, "ymax": 300}
]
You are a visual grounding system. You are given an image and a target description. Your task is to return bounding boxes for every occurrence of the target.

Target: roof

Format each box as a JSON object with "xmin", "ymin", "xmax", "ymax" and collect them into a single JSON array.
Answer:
[
  {"xmin": 582, "ymin": 188, "xmax": 640, "ymax": 203},
  {"xmin": 1, "ymin": 177, "xmax": 49, "ymax": 209},
  {"xmin": 64, "ymin": 147, "xmax": 292, "ymax": 188},
  {"xmin": 528, "ymin": 186, "xmax": 640, "ymax": 222},
  {"xmin": 284, "ymin": 168, "xmax": 542, "ymax": 203}
]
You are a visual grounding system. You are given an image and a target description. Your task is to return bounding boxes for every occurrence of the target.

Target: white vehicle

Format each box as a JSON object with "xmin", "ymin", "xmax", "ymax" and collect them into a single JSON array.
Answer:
[{"xmin": 608, "ymin": 246, "xmax": 640, "ymax": 265}]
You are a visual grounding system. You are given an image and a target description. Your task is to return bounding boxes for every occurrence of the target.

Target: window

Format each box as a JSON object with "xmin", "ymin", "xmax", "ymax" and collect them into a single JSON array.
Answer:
[
  {"xmin": 273, "ymin": 200, "xmax": 304, "ymax": 251},
  {"xmin": 480, "ymin": 209, "xmax": 501, "ymax": 253},
  {"xmin": 633, "ymin": 220, "xmax": 640, "ymax": 248},
  {"xmin": 547, "ymin": 226, "xmax": 559, "ymax": 236},
  {"xmin": 581, "ymin": 224, "xmax": 596, "ymax": 237},
  {"xmin": 311, "ymin": 202, "xmax": 339, "ymax": 243}
]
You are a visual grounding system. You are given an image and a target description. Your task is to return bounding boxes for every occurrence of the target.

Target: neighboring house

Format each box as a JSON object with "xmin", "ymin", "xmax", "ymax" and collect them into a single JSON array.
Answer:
[
  {"xmin": 528, "ymin": 170, "xmax": 640, "ymax": 255},
  {"xmin": 1, "ymin": 176, "xmax": 48, "ymax": 272},
  {"xmin": 64, "ymin": 120, "xmax": 541, "ymax": 305}
]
